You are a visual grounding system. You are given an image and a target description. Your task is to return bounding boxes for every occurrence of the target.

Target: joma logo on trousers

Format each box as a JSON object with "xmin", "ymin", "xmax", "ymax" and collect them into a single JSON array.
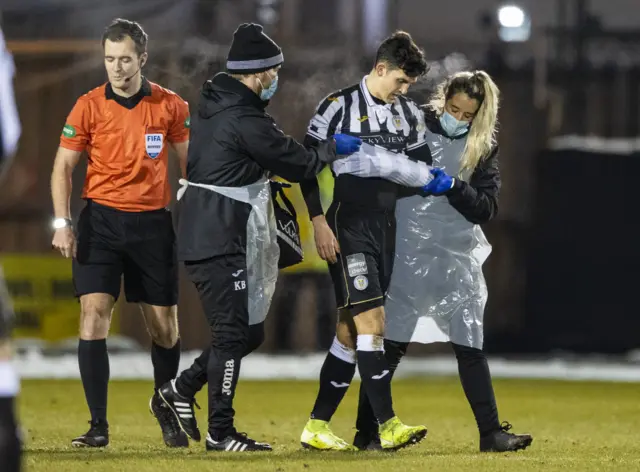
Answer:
[
  {"xmin": 372, "ymin": 370, "xmax": 389, "ymax": 380},
  {"xmin": 222, "ymin": 360, "xmax": 235, "ymax": 395}
]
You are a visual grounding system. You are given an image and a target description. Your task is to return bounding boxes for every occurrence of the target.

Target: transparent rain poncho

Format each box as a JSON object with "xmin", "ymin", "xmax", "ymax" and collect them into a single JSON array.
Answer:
[
  {"xmin": 333, "ymin": 134, "xmax": 492, "ymax": 349},
  {"xmin": 178, "ymin": 178, "xmax": 279, "ymax": 326},
  {"xmin": 385, "ymin": 130, "xmax": 491, "ymax": 349}
]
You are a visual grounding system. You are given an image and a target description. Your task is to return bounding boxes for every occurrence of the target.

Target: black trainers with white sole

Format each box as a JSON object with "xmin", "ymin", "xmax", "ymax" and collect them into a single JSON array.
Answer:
[
  {"xmin": 149, "ymin": 393, "xmax": 189, "ymax": 448},
  {"xmin": 158, "ymin": 379, "xmax": 201, "ymax": 442},
  {"xmin": 205, "ymin": 431, "xmax": 272, "ymax": 452},
  {"xmin": 71, "ymin": 420, "xmax": 109, "ymax": 448}
]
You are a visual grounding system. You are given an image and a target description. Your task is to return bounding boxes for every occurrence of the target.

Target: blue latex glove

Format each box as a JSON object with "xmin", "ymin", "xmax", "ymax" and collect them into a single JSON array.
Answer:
[
  {"xmin": 422, "ymin": 168, "xmax": 455, "ymax": 195},
  {"xmin": 333, "ymin": 134, "xmax": 362, "ymax": 155}
]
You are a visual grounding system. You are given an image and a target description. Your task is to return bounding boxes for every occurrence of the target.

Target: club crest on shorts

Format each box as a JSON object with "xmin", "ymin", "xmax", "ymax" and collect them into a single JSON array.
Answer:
[
  {"xmin": 353, "ymin": 275, "xmax": 368, "ymax": 291},
  {"xmin": 346, "ymin": 253, "xmax": 367, "ymax": 277},
  {"xmin": 145, "ymin": 133, "xmax": 164, "ymax": 159}
]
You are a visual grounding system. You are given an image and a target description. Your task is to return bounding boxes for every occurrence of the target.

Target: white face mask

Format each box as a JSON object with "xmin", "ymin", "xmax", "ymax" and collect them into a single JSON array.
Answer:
[
  {"xmin": 439, "ymin": 111, "xmax": 470, "ymax": 137},
  {"xmin": 257, "ymin": 72, "xmax": 278, "ymax": 101}
]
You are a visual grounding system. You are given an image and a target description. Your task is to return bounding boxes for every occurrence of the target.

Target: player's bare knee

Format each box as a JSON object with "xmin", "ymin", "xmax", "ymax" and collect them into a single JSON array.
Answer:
[
  {"xmin": 352, "ymin": 306, "xmax": 385, "ymax": 336},
  {"xmin": 79, "ymin": 294, "xmax": 114, "ymax": 339},
  {"xmin": 0, "ymin": 340, "xmax": 12, "ymax": 361},
  {"xmin": 335, "ymin": 318, "xmax": 356, "ymax": 349},
  {"xmin": 336, "ymin": 308, "xmax": 358, "ymax": 349}
]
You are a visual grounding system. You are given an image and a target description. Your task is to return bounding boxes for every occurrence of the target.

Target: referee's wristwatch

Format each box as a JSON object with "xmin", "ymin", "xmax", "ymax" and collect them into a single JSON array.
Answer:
[{"xmin": 52, "ymin": 217, "xmax": 73, "ymax": 230}]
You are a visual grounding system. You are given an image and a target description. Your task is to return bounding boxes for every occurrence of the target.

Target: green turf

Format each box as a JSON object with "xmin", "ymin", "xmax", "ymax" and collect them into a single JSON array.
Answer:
[{"xmin": 18, "ymin": 377, "xmax": 640, "ymax": 471}]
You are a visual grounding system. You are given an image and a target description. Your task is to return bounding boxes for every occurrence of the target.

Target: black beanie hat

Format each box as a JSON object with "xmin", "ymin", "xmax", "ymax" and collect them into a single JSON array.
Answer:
[{"xmin": 226, "ymin": 23, "xmax": 283, "ymax": 74}]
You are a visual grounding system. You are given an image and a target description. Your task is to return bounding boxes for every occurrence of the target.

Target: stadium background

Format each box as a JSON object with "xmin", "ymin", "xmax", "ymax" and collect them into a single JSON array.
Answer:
[
  {"xmin": 2, "ymin": 0, "xmax": 640, "ymax": 371},
  {"xmin": 5, "ymin": 3, "xmax": 640, "ymax": 471}
]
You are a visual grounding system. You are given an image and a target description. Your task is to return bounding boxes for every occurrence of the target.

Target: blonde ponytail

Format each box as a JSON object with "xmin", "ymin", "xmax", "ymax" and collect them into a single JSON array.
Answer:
[{"xmin": 427, "ymin": 70, "xmax": 500, "ymax": 176}]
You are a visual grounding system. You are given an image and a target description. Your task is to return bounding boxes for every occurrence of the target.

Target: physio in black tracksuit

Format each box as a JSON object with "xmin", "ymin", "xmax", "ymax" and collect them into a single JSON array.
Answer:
[{"xmin": 157, "ymin": 23, "xmax": 359, "ymax": 452}]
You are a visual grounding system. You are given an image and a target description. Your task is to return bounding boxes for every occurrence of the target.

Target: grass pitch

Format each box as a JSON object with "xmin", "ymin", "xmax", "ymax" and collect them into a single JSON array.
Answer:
[{"xmin": 18, "ymin": 377, "xmax": 640, "ymax": 471}]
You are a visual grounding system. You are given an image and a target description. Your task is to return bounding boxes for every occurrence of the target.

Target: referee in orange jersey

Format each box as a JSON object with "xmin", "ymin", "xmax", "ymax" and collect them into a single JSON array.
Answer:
[{"xmin": 50, "ymin": 19, "xmax": 189, "ymax": 449}]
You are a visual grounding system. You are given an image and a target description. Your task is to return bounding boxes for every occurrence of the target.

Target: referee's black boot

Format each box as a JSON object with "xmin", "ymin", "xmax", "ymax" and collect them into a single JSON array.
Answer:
[
  {"xmin": 480, "ymin": 422, "xmax": 533, "ymax": 452},
  {"xmin": 353, "ymin": 430, "xmax": 382, "ymax": 451},
  {"xmin": 71, "ymin": 419, "xmax": 109, "ymax": 448},
  {"xmin": 150, "ymin": 392, "xmax": 189, "ymax": 448},
  {"xmin": 205, "ymin": 431, "xmax": 272, "ymax": 452},
  {"xmin": 158, "ymin": 379, "xmax": 201, "ymax": 441}
]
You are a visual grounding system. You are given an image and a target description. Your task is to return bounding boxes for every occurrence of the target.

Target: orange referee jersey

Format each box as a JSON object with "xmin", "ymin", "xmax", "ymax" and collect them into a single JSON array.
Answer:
[{"xmin": 59, "ymin": 79, "xmax": 190, "ymax": 212}]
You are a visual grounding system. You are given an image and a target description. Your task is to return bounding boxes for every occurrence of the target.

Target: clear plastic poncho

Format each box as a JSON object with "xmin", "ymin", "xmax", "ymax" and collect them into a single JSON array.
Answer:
[
  {"xmin": 384, "ymin": 129, "xmax": 492, "ymax": 349},
  {"xmin": 178, "ymin": 178, "xmax": 279, "ymax": 326}
]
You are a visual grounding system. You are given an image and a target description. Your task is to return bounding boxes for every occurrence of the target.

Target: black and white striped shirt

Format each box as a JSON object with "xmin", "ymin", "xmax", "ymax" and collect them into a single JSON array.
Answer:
[{"xmin": 302, "ymin": 76, "xmax": 430, "ymax": 216}]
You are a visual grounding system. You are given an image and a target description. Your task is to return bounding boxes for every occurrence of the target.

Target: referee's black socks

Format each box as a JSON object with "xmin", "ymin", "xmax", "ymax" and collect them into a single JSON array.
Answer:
[
  {"xmin": 152, "ymin": 339, "xmax": 181, "ymax": 392},
  {"xmin": 310, "ymin": 337, "xmax": 356, "ymax": 421},
  {"xmin": 78, "ymin": 339, "xmax": 109, "ymax": 424},
  {"xmin": 356, "ymin": 335, "xmax": 395, "ymax": 425}
]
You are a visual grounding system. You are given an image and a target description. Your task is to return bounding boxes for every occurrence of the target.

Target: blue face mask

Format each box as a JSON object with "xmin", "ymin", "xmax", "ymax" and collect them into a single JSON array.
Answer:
[
  {"xmin": 259, "ymin": 74, "xmax": 278, "ymax": 101},
  {"xmin": 439, "ymin": 111, "xmax": 470, "ymax": 137}
]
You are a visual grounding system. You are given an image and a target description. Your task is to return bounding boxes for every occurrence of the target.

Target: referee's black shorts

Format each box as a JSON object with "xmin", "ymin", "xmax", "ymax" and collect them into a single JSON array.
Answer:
[
  {"xmin": 73, "ymin": 200, "xmax": 178, "ymax": 306},
  {"xmin": 325, "ymin": 202, "xmax": 396, "ymax": 315}
]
